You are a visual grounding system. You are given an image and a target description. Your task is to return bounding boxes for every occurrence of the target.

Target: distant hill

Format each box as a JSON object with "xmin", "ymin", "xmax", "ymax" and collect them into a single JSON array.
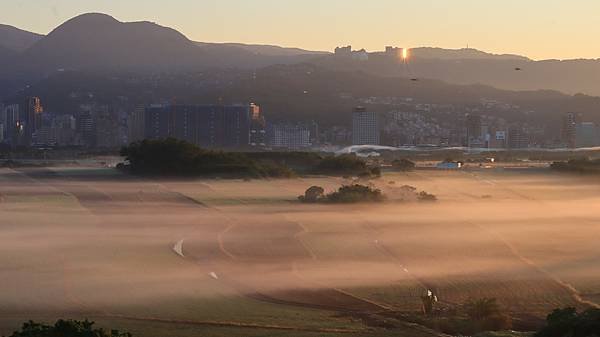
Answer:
[
  {"xmin": 313, "ymin": 50, "xmax": 600, "ymax": 95},
  {"xmin": 196, "ymin": 42, "xmax": 327, "ymax": 57},
  {"xmin": 0, "ymin": 24, "xmax": 43, "ymax": 52},
  {"xmin": 217, "ymin": 64, "xmax": 580, "ymax": 126},
  {"xmin": 409, "ymin": 47, "xmax": 529, "ymax": 61}
]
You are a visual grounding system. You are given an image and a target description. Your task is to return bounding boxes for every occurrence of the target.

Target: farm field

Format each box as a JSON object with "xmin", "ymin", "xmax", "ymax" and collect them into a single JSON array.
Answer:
[{"xmin": 1, "ymin": 165, "xmax": 599, "ymax": 336}]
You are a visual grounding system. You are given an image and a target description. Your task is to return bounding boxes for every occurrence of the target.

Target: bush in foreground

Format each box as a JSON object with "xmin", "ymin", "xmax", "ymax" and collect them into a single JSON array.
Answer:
[
  {"xmin": 404, "ymin": 297, "xmax": 512, "ymax": 336},
  {"xmin": 535, "ymin": 307, "xmax": 600, "ymax": 337},
  {"xmin": 464, "ymin": 298, "xmax": 512, "ymax": 332},
  {"xmin": 6, "ymin": 319, "xmax": 131, "ymax": 337}
]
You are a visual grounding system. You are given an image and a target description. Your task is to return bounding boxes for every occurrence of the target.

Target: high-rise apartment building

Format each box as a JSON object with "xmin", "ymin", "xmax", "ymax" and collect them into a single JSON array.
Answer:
[
  {"xmin": 143, "ymin": 103, "xmax": 254, "ymax": 148},
  {"xmin": 2, "ymin": 104, "xmax": 19, "ymax": 144},
  {"xmin": 465, "ymin": 113, "xmax": 482, "ymax": 147},
  {"xmin": 352, "ymin": 107, "xmax": 379, "ymax": 145},
  {"xmin": 249, "ymin": 103, "xmax": 266, "ymax": 147},
  {"xmin": 562, "ymin": 112, "xmax": 582, "ymax": 148},
  {"xmin": 128, "ymin": 105, "xmax": 146, "ymax": 143}
]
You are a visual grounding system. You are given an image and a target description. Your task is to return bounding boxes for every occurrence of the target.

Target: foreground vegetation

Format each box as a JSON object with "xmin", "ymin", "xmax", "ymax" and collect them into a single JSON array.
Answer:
[
  {"xmin": 403, "ymin": 297, "xmax": 512, "ymax": 336},
  {"xmin": 535, "ymin": 307, "xmax": 600, "ymax": 337},
  {"xmin": 12, "ymin": 306, "xmax": 597, "ymax": 337},
  {"xmin": 6, "ymin": 320, "xmax": 131, "ymax": 337}
]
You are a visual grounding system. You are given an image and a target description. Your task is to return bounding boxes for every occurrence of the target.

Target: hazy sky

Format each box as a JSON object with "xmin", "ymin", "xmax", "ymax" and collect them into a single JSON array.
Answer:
[{"xmin": 2, "ymin": 0, "xmax": 599, "ymax": 60}]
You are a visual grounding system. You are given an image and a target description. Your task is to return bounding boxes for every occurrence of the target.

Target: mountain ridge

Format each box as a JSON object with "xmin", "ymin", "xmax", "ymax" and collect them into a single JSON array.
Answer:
[
  {"xmin": 2, "ymin": 12, "xmax": 600, "ymax": 96},
  {"xmin": 0, "ymin": 23, "xmax": 43, "ymax": 52}
]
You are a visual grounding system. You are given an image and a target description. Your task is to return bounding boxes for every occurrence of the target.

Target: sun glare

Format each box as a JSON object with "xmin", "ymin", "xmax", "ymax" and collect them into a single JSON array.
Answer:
[{"xmin": 402, "ymin": 48, "xmax": 409, "ymax": 60}]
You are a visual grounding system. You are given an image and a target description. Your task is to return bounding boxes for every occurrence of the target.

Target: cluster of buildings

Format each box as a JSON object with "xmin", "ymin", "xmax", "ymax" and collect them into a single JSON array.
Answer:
[
  {"xmin": 0, "ymin": 97, "xmax": 45, "ymax": 148},
  {"xmin": 0, "ymin": 98, "xmax": 130, "ymax": 149},
  {"xmin": 134, "ymin": 103, "xmax": 329, "ymax": 150},
  {"xmin": 333, "ymin": 45, "xmax": 408, "ymax": 62},
  {"xmin": 463, "ymin": 113, "xmax": 535, "ymax": 149},
  {"xmin": 346, "ymin": 106, "xmax": 596, "ymax": 150},
  {"xmin": 2, "ymin": 96, "xmax": 597, "ymax": 151},
  {"xmin": 0, "ymin": 98, "xmax": 321, "ymax": 150}
]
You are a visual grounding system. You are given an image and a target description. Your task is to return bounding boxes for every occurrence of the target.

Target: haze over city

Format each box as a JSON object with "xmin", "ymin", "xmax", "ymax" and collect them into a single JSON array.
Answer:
[{"xmin": 3, "ymin": 0, "xmax": 600, "ymax": 60}]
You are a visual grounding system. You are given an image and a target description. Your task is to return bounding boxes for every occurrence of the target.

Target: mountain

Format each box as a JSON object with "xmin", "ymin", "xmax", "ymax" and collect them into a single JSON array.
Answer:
[
  {"xmin": 0, "ymin": 13, "xmax": 323, "ymax": 91},
  {"xmin": 19, "ymin": 13, "xmax": 206, "ymax": 71},
  {"xmin": 3, "ymin": 12, "xmax": 600, "ymax": 98},
  {"xmin": 0, "ymin": 24, "xmax": 43, "ymax": 52},
  {"xmin": 0, "ymin": 46, "xmax": 16, "ymax": 63},
  {"xmin": 196, "ymin": 42, "xmax": 327, "ymax": 57}
]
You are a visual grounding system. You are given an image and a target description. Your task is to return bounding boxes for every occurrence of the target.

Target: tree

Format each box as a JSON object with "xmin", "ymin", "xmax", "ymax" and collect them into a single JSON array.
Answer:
[
  {"xmin": 119, "ymin": 138, "xmax": 292, "ymax": 178},
  {"xmin": 464, "ymin": 298, "xmax": 512, "ymax": 332},
  {"xmin": 465, "ymin": 298, "xmax": 501, "ymax": 320},
  {"xmin": 298, "ymin": 186, "xmax": 325, "ymax": 203},
  {"xmin": 313, "ymin": 154, "xmax": 371, "ymax": 176},
  {"xmin": 392, "ymin": 159, "xmax": 416, "ymax": 172},
  {"xmin": 325, "ymin": 184, "xmax": 385, "ymax": 203},
  {"xmin": 417, "ymin": 191, "xmax": 438, "ymax": 202},
  {"xmin": 535, "ymin": 308, "xmax": 600, "ymax": 337},
  {"xmin": 7, "ymin": 319, "xmax": 132, "ymax": 337}
]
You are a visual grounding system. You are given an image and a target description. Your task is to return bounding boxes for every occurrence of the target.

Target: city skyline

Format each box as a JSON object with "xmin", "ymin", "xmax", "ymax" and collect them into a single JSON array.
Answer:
[{"xmin": 2, "ymin": 0, "xmax": 600, "ymax": 60}]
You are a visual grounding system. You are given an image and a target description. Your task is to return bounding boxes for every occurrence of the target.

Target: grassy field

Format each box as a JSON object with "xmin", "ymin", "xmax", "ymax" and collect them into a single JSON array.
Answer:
[{"xmin": 2, "ymin": 165, "xmax": 599, "ymax": 336}]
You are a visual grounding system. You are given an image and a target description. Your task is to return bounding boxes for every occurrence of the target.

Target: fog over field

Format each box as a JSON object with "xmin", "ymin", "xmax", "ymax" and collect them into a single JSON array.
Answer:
[{"xmin": 1, "ymin": 166, "xmax": 600, "ymax": 336}]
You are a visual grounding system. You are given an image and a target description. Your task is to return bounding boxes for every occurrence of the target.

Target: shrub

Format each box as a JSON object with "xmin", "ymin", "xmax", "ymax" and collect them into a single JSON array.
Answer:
[
  {"xmin": 551, "ymin": 158, "xmax": 600, "ymax": 174},
  {"xmin": 298, "ymin": 186, "xmax": 325, "ymax": 203},
  {"xmin": 465, "ymin": 298, "xmax": 502, "ymax": 320},
  {"xmin": 392, "ymin": 159, "xmax": 416, "ymax": 171},
  {"xmin": 313, "ymin": 154, "xmax": 372, "ymax": 176},
  {"xmin": 325, "ymin": 184, "xmax": 385, "ymax": 203},
  {"xmin": 417, "ymin": 191, "xmax": 438, "ymax": 202},
  {"xmin": 464, "ymin": 298, "xmax": 512, "ymax": 332},
  {"xmin": 535, "ymin": 307, "xmax": 600, "ymax": 337},
  {"xmin": 7, "ymin": 319, "xmax": 131, "ymax": 337}
]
